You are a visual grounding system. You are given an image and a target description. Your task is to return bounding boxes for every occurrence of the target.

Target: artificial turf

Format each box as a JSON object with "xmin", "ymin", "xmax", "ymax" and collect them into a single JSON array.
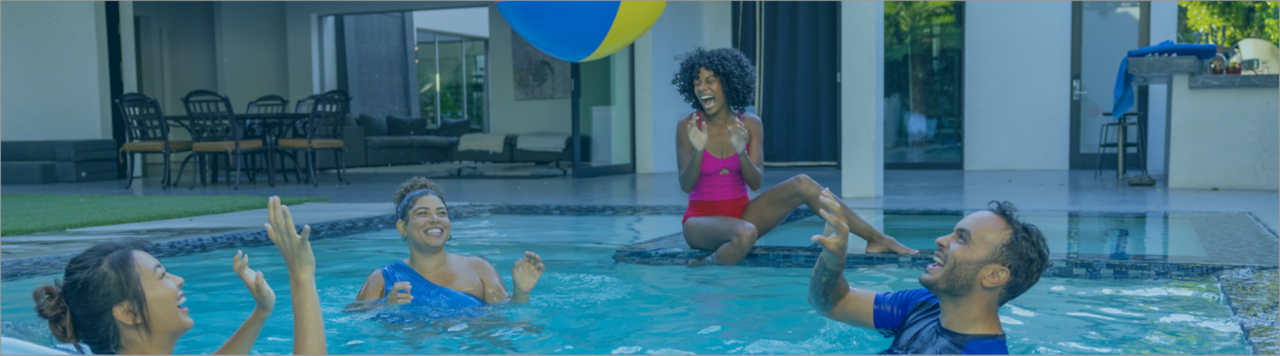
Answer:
[{"xmin": 1, "ymin": 194, "xmax": 328, "ymax": 237}]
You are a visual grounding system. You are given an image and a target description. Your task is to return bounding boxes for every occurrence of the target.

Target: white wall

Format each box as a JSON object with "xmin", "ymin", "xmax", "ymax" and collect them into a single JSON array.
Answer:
[
  {"xmin": 413, "ymin": 7, "xmax": 488, "ymax": 38},
  {"xmin": 633, "ymin": 1, "xmax": 733, "ymax": 173},
  {"xmin": 1, "ymin": 1, "xmax": 113, "ymax": 141},
  {"xmin": 1166, "ymin": 76, "xmax": 1279, "ymax": 190},
  {"xmin": 485, "ymin": 2, "xmax": 571, "ymax": 135},
  {"xmin": 214, "ymin": 2, "xmax": 290, "ymax": 111},
  {"xmin": 841, "ymin": 1, "xmax": 884, "ymax": 198},
  {"xmin": 1147, "ymin": 1, "xmax": 1178, "ymax": 174},
  {"xmin": 963, "ymin": 2, "xmax": 1073, "ymax": 170}
]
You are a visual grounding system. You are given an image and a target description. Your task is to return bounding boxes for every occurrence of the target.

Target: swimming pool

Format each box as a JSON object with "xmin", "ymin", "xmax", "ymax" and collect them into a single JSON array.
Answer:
[{"xmin": 1, "ymin": 214, "xmax": 1250, "ymax": 354}]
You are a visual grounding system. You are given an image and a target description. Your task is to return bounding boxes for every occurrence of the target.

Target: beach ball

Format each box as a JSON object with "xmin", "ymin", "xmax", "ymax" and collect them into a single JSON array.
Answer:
[{"xmin": 497, "ymin": 1, "xmax": 666, "ymax": 62}]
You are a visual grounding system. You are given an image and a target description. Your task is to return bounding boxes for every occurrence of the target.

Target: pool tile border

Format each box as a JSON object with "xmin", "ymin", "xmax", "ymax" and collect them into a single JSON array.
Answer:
[{"xmin": 612, "ymin": 243, "xmax": 1274, "ymax": 281}]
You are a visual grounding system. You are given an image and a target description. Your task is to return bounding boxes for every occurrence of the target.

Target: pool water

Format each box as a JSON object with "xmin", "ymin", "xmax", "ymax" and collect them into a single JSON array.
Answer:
[{"xmin": 2, "ymin": 215, "xmax": 1247, "ymax": 354}]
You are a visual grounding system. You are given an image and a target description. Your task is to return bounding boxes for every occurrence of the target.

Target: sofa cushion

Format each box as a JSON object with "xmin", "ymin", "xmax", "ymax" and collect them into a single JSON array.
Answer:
[
  {"xmin": 365, "ymin": 136, "xmax": 415, "ymax": 149},
  {"xmin": 387, "ymin": 115, "xmax": 428, "ymax": 136},
  {"xmin": 437, "ymin": 118, "xmax": 471, "ymax": 137},
  {"xmin": 356, "ymin": 114, "xmax": 388, "ymax": 136},
  {"xmin": 365, "ymin": 136, "xmax": 457, "ymax": 149},
  {"xmin": 409, "ymin": 136, "xmax": 459, "ymax": 149}
]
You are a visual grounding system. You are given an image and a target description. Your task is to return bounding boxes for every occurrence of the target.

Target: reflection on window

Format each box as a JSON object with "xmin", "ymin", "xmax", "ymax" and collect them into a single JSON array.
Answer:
[
  {"xmin": 417, "ymin": 30, "xmax": 488, "ymax": 130},
  {"xmin": 884, "ymin": 1, "xmax": 964, "ymax": 166}
]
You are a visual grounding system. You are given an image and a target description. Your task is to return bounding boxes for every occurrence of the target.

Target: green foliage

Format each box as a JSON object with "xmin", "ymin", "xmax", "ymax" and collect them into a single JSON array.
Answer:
[
  {"xmin": 1178, "ymin": 1, "xmax": 1279, "ymax": 46},
  {"xmin": 884, "ymin": 2, "xmax": 964, "ymax": 119},
  {"xmin": 885, "ymin": 1, "xmax": 961, "ymax": 63}
]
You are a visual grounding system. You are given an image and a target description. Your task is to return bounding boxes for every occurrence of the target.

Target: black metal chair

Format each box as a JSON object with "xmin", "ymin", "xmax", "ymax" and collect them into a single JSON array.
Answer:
[
  {"xmin": 1094, "ymin": 112, "xmax": 1148, "ymax": 178},
  {"xmin": 176, "ymin": 90, "xmax": 268, "ymax": 189},
  {"xmin": 272, "ymin": 94, "xmax": 324, "ymax": 181},
  {"xmin": 115, "ymin": 93, "xmax": 191, "ymax": 189},
  {"xmin": 278, "ymin": 90, "xmax": 351, "ymax": 186},
  {"xmin": 244, "ymin": 95, "xmax": 289, "ymax": 182}
]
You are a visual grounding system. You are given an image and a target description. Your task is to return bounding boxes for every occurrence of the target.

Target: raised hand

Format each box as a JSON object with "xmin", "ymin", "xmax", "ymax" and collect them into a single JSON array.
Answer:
[
  {"xmin": 687, "ymin": 119, "xmax": 708, "ymax": 152},
  {"xmin": 264, "ymin": 196, "xmax": 316, "ymax": 276},
  {"xmin": 387, "ymin": 281, "xmax": 414, "ymax": 305},
  {"xmin": 729, "ymin": 118, "xmax": 750, "ymax": 154},
  {"xmin": 233, "ymin": 250, "xmax": 275, "ymax": 313},
  {"xmin": 512, "ymin": 251, "xmax": 546, "ymax": 294},
  {"xmin": 810, "ymin": 188, "xmax": 851, "ymax": 264}
]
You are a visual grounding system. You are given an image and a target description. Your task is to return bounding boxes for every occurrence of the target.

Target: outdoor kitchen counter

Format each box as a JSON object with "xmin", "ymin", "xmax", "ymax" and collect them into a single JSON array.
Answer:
[{"xmin": 1129, "ymin": 56, "xmax": 1279, "ymax": 191}]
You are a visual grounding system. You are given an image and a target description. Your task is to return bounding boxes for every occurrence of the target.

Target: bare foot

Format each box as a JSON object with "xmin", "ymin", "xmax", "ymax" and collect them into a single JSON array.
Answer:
[
  {"xmin": 686, "ymin": 255, "xmax": 718, "ymax": 267},
  {"xmin": 864, "ymin": 234, "xmax": 919, "ymax": 255}
]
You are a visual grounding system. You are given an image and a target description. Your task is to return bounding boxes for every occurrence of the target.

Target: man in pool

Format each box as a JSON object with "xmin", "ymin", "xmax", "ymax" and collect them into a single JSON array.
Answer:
[{"xmin": 806, "ymin": 190, "xmax": 1050, "ymax": 354}]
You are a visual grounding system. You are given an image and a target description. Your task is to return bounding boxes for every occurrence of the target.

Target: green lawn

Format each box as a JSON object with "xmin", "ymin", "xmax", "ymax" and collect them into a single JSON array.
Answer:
[{"xmin": 1, "ymin": 194, "xmax": 328, "ymax": 237}]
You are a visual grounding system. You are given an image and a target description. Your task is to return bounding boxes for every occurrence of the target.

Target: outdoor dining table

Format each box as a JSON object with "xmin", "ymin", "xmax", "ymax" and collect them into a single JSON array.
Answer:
[{"xmin": 165, "ymin": 113, "xmax": 311, "ymax": 187}]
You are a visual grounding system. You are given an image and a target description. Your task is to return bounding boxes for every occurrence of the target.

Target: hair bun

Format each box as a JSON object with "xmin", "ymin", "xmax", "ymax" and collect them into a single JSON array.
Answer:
[
  {"xmin": 32, "ymin": 281, "xmax": 75, "ymax": 343},
  {"xmin": 393, "ymin": 177, "xmax": 443, "ymax": 206}
]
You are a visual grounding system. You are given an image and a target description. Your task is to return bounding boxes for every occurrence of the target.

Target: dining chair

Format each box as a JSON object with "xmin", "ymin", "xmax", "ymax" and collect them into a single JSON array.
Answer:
[
  {"xmin": 115, "ymin": 93, "xmax": 191, "ymax": 189},
  {"xmin": 177, "ymin": 90, "xmax": 267, "ymax": 189}
]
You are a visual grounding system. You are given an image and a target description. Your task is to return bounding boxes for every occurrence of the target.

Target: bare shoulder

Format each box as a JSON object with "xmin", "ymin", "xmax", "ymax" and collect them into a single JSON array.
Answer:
[
  {"xmin": 364, "ymin": 268, "xmax": 385, "ymax": 285},
  {"xmin": 459, "ymin": 254, "xmax": 498, "ymax": 274},
  {"xmin": 739, "ymin": 112, "xmax": 763, "ymax": 127},
  {"xmin": 355, "ymin": 268, "xmax": 386, "ymax": 301},
  {"xmin": 678, "ymin": 112, "xmax": 697, "ymax": 127}
]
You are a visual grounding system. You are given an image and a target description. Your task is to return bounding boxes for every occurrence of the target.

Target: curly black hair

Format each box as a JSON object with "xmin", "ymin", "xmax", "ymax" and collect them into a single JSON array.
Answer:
[{"xmin": 672, "ymin": 48, "xmax": 756, "ymax": 113}]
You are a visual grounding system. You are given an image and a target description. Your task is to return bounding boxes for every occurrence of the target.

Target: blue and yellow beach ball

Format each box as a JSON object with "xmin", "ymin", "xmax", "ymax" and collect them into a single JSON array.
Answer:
[{"xmin": 497, "ymin": 1, "xmax": 666, "ymax": 62}]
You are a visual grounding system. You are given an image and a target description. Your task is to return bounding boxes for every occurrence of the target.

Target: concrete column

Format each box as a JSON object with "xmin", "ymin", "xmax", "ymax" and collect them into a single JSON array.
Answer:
[
  {"xmin": 840, "ymin": 1, "xmax": 884, "ymax": 198},
  {"xmin": 1147, "ymin": 1, "xmax": 1178, "ymax": 174}
]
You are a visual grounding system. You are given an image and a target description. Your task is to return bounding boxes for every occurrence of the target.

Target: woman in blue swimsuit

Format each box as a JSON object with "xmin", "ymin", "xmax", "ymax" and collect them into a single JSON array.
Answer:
[{"xmin": 352, "ymin": 177, "xmax": 546, "ymax": 308}]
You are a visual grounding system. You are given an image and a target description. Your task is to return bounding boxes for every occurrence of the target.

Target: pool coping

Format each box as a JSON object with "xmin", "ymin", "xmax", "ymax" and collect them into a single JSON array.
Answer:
[
  {"xmin": 1, "ymin": 203, "xmax": 1276, "ymax": 354},
  {"xmin": 5, "ymin": 204, "xmax": 1275, "ymax": 281}
]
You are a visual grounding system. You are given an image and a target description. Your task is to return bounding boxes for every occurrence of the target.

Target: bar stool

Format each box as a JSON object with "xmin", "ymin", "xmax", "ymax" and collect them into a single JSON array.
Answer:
[{"xmin": 1094, "ymin": 112, "xmax": 1148, "ymax": 179}]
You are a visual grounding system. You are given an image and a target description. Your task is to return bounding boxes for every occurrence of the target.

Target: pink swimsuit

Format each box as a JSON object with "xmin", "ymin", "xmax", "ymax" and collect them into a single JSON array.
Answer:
[{"xmin": 684, "ymin": 111, "xmax": 750, "ymax": 224}]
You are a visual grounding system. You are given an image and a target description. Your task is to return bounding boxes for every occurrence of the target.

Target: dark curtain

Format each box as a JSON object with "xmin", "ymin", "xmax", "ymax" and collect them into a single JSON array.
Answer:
[
  {"xmin": 731, "ymin": 2, "xmax": 757, "ymax": 64},
  {"xmin": 761, "ymin": 2, "xmax": 840, "ymax": 164},
  {"xmin": 341, "ymin": 12, "xmax": 413, "ymax": 117}
]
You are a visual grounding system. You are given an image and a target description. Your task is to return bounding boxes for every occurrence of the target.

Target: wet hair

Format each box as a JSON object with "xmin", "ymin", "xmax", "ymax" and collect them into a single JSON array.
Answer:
[
  {"xmin": 984, "ymin": 201, "xmax": 1051, "ymax": 306},
  {"xmin": 393, "ymin": 177, "xmax": 447, "ymax": 222},
  {"xmin": 33, "ymin": 240, "xmax": 156, "ymax": 354},
  {"xmin": 672, "ymin": 47, "xmax": 756, "ymax": 113}
]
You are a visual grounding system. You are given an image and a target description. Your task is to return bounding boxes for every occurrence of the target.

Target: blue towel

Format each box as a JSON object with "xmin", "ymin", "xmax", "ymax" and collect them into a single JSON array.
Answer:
[{"xmin": 1113, "ymin": 41, "xmax": 1219, "ymax": 119}]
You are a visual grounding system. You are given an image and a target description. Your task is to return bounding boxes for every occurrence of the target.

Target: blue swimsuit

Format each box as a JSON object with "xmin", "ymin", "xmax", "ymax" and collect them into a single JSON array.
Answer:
[
  {"xmin": 380, "ymin": 260, "xmax": 486, "ymax": 308},
  {"xmin": 874, "ymin": 288, "xmax": 1009, "ymax": 354},
  {"xmin": 373, "ymin": 261, "xmax": 491, "ymax": 322}
]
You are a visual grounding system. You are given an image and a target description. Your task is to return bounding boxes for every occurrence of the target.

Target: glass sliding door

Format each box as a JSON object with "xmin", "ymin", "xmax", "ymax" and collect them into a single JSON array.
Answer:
[
  {"xmin": 572, "ymin": 45, "xmax": 634, "ymax": 177},
  {"xmin": 415, "ymin": 29, "xmax": 488, "ymax": 129},
  {"xmin": 884, "ymin": 1, "xmax": 965, "ymax": 169}
]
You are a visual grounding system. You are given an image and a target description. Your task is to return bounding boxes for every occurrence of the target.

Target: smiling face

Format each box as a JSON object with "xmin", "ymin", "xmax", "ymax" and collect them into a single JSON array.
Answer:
[
  {"xmin": 920, "ymin": 211, "xmax": 1012, "ymax": 298},
  {"xmin": 694, "ymin": 67, "xmax": 726, "ymax": 116},
  {"xmin": 125, "ymin": 250, "xmax": 193, "ymax": 336},
  {"xmin": 397, "ymin": 195, "xmax": 451, "ymax": 249}
]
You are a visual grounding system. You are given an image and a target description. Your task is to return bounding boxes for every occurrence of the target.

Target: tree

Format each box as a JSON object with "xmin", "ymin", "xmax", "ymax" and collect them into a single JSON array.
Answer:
[
  {"xmin": 885, "ymin": 1, "xmax": 961, "ymax": 116},
  {"xmin": 1178, "ymin": 1, "xmax": 1279, "ymax": 47}
]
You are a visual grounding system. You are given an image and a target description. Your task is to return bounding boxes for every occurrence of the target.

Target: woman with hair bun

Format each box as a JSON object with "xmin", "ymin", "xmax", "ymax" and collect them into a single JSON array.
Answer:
[
  {"xmin": 350, "ymin": 177, "xmax": 547, "ymax": 308},
  {"xmin": 32, "ymin": 196, "xmax": 326, "ymax": 355}
]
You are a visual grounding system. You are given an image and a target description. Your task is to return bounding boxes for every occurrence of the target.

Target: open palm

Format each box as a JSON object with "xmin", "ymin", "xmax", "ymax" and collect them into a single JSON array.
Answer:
[
  {"xmin": 810, "ymin": 188, "xmax": 851, "ymax": 258},
  {"xmin": 512, "ymin": 251, "xmax": 546, "ymax": 294}
]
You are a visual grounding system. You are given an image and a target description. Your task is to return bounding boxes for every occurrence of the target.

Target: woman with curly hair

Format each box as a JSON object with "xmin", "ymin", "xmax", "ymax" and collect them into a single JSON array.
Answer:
[
  {"xmin": 31, "ymin": 197, "xmax": 326, "ymax": 354},
  {"xmin": 349, "ymin": 177, "xmax": 547, "ymax": 308},
  {"xmin": 673, "ymin": 48, "xmax": 918, "ymax": 267}
]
